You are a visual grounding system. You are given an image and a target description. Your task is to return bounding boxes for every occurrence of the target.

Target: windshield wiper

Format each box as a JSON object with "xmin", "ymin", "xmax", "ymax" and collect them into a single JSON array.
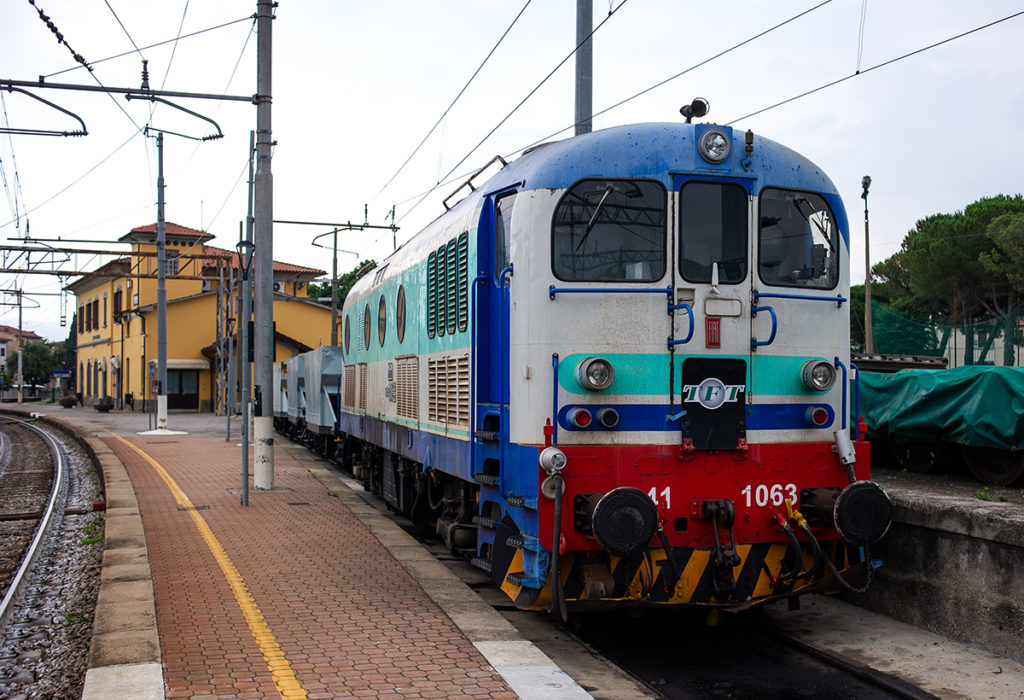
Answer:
[{"xmin": 575, "ymin": 185, "xmax": 615, "ymax": 251}]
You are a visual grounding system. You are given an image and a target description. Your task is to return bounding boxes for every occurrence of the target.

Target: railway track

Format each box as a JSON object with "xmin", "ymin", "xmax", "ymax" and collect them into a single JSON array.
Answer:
[{"xmin": 0, "ymin": 415, "xmax": 65, "ymax": 632}]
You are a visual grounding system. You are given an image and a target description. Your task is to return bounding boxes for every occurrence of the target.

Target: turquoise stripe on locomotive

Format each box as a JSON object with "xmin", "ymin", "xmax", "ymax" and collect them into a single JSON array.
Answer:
[{"xmin": 277, "ymin": 116, "xmax": 892, "ymax": 614}]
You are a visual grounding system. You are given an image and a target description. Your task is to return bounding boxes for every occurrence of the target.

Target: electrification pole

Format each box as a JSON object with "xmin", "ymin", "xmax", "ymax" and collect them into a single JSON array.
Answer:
[
  {"xmin": 253, "ymin": 0, "xmax": 275, "ymax": 489},
  {"xmin": 862, "ymin": 176, "xmax": 873, "ymax": 354},
  {"xmin": 156, "ymin": 132, "xmax": 169, "ymax": 429},
  {"xmin": 330, "ymin": 227, "xmax": 339, "ymax": 346},
  {"xmin": 17, "ymin": 290, "xmax": 23, "ymax": 405},
  {"xmin": 575, "ymin": 0, "xmax": 593, "ymax": 136}
]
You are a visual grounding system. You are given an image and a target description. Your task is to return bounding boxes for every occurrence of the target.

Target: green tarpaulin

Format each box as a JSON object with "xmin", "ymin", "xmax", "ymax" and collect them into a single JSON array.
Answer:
[{"xmin": 858, "ymin": 366, "xmax": 1024, "ymax": 450}]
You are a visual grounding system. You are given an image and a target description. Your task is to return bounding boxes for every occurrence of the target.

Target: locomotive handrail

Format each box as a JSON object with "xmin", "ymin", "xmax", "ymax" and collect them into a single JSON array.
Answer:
[
  {"xmin": 834, "ymin": 357, "xmax": 848, "ymax": 432},
  {"xmin": 548, "ymin": 285, "xmax": 673, "ymax": 300},
  {"xmin": 753, "ymin": 291, "xmax": 847, "ymax": 307},
  {"xmin": 470, "ymin": 272, "xmax": 487, "ymax": 478},
  {"xmin": 551, "ymin": 353, "xmax": 560, "ymax": 445},
  {"xmin": 442, "ymin": 154, "xmax": 509, "ymax": 210},
  {"xmin": 850, "ymin": 361, "xmax": 861, "ymax": 436},
  {"xmin": 667, "ymin": 303, "xmax": 694, "ymax": 347},
  {"xmin": 750, "ymin": 305, "xmax": 778, "ymax": 348}
]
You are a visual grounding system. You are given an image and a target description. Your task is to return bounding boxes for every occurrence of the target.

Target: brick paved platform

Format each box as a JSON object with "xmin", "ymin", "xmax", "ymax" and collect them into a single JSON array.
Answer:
[{"xmin": 106, "ymin": 433, "xmax": 523, "ymax": 700}]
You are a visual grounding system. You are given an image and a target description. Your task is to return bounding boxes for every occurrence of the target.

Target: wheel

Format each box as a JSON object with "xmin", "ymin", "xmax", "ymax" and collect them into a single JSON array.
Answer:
[
  {"xmin": 893, "ymin": 442, "xmax": 955, "ymax": 474},
  {"xmin": 959, "ymin": 446, "xmax": 1024, "ymax": 487}
]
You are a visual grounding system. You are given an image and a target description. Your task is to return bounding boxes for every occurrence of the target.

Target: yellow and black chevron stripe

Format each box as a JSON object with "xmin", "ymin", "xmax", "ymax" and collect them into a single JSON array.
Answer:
[{"xmin": 489, "ymin": 514, "xmax": 865, "ymax": 610}]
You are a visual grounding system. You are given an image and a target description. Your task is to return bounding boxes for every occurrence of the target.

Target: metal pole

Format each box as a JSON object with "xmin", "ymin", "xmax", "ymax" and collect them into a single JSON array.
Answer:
[
  {"xmin": 253, "ymin": 0, "xmax": 275, "ymax": 489},
  {"xmin": 16, "ymin": 290, "xmax": 23, "ymax": 405},
  {"xmin": 574, "ymin": 0, "xmax": 593, "ymax": 136},
  {"xmin": 156, "ymin": 132, "xmax": 169, "ymax": 429},
  {"xmin": 227, "ymin": 260, "xmax": 235, "ymax": 437},
  {"xmin": 861, "ymin": 176, "xmax": 873, "ymax": 354},
  {"xmin": 241, "ymin": 130, "xmax": 256, "ymax": 506},
  {"xmin": 330, "ymin": 227, "xmax": 339, "ymax": 346}
]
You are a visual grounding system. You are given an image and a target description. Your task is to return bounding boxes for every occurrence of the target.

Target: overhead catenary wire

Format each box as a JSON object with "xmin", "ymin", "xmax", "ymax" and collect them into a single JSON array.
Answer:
[
  {"xmin": 0, "ymin": 130, "xmax": 142, "ymax": 231},
  {"xmin": 43, "ymin": 15, "xmax": 256, "ymax": 79},
  {"xmin": 726, "ymin": 9, "xmax": 1024, "ymax": 125},
  {"xmin": 396, "ymin": 0, "xmax": 631, "ymax": 225},
  {"xmin": 374, "ymin": 0, "xmax": 534, "ymax": 200},
  {"xmin": 104, "ymin": 0, "xmax": 147, "ymax": 60}
]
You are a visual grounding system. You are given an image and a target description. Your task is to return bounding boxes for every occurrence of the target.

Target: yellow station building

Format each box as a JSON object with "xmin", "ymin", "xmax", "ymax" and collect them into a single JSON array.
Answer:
[{"xmin": 69, "ymin": 222, "xmax": 331, "ymax": 411}]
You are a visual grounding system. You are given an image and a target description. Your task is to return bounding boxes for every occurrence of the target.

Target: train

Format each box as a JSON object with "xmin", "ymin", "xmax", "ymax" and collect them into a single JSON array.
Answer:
[{"xmin": 274, "ymin": 107, "xmax": 893, "ymax": 615}]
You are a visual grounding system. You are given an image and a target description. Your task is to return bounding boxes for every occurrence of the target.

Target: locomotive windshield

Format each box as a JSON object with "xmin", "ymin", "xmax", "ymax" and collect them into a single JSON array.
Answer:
[
  {"xmin": 551, "ymin": 179, "xmax": 666, "ymax": 282},
  {"xmin": 679, "ymin": 181, "xmax": 748, "ymax": 284},
  {"xmin": 758, "ymin": 188, "xmax": 838, "ymax": 289}
]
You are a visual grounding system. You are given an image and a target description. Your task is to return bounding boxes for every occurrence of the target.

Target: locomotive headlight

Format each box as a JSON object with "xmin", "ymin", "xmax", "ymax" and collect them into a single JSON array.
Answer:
[
  {"xmin": 698, "ymin": 129, "xmax": 730, "ymax": 164},
  {"xmin": 576, "ymin": 357, "xmax": 615, "ymax": 391},
  {"xmin": 801, "ymin": 360, "xmax": 836, "ymax": 392}
]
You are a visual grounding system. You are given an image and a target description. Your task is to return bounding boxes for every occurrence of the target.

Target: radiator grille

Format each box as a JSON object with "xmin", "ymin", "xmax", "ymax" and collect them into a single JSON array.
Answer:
[
  {"xmin": 343, "ymin": 365, "xmax": 356, "ymax": 408},
  {"xmin": 358, "ymin": 363, "xmax": 368, "ymax": 410},
  {"xmin": 428, "ymin": 354, "xmax": 469, "ymax": 426},
  {"xmin": 396, "ymin": 356, "xmax": 419, "ymax": 420}
]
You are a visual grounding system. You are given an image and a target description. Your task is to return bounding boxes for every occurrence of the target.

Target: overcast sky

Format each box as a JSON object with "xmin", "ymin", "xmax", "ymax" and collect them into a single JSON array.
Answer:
[{"xmin": 2, "ymin": 1, "xmax": 1022, "ymax": 342}]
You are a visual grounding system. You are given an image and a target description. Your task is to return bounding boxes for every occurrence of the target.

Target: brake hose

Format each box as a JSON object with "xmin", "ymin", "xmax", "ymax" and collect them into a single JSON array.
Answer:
[
  {"xmin": 776, "ymin": 519, "xmax": 804, "ymax": 585},
  {"xmin": 799, "ymin": 522, "xmax": 825, "ymax": 580},
  {"xmin": 549, "ymin": 475, "xmax": 568, "ymax": 624}
]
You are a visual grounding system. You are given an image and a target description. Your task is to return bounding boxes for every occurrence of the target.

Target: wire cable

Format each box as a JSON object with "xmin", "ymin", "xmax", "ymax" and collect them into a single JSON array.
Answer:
[
  {"xmin": 0, "ymin": 130, "xmax": 143, "ymax": 231},
  {"xmin": 43, "ymin": 16, "xmax": 256, "ymax": 79},
  {"xmin": 513, "ymin": 0, "xmax": 833, "ymax": 156},
  {"xmin": 727, "ymin": 9, "xmax": 1024, "ymax": 125},
  {"xmin": 374, "ymin": 0, "xmax": 534, "ymax": 200},
  {"xmin": 104, "ymin": 0, "xmax": 146, "ymax": 59},
  {"xmin": 161, "ymin": 0, "xmax": 192, "ymax": 92},
  {"xmin": 397, "ymin": 0, "xmax": 632, "ymax": 225}
]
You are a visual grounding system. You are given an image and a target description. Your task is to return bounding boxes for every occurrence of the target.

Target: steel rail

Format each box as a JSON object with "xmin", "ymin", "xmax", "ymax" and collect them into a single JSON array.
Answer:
[{"xmin": 0, "ymin": 415, "xmax": 67, "ymax": 631}]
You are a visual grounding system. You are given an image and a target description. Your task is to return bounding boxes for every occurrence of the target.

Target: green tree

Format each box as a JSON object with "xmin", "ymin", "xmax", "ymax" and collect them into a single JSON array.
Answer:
[
  {"xmin": 874, "ymin": 194, "xmax": 1024, "ymax": 364},
  {"xmin": 5, "ymin": 341, "xmax": 58, "ymax": 387},
  {"xmin": 306, "ymin": 259, "xmax": 377, "ymax": 309}
]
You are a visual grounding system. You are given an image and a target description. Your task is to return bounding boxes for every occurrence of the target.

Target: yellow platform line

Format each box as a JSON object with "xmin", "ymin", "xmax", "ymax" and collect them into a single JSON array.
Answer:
[{"xmin": 106, "ymin": 432, "xmax": 307, "ymax": 700}]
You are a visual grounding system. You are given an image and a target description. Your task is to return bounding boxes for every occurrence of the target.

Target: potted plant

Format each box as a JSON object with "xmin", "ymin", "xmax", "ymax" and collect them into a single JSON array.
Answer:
[
  {"xmin": 59, "ymin": 394, "xmax": 78, "ymax": 408},
  {"xmin": 94, "ymin": 395, "xmax": 114, "ymax": 412}
]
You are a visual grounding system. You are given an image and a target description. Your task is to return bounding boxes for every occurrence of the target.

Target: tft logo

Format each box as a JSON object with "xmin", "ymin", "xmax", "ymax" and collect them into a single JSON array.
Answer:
[{"xmin": 682, "ymin": 377, "xmax": 744, "ymax": 410}]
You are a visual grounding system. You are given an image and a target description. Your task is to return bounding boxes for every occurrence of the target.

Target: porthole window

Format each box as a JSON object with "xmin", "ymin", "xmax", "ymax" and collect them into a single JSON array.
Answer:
[
  {"xmin": 363, "ymin": 304, "xmax": 371, "ymax": 351},
  {"xmin": 344, "ymin": 315, "xmax": 351, "ymax": 354},
  {"xmin": 396, "ymin": 285, "xmax": 406, "ymax": 343},
  {"xmin": 378, "ymin": 296, "xmax": 387, "ymax": 347}
]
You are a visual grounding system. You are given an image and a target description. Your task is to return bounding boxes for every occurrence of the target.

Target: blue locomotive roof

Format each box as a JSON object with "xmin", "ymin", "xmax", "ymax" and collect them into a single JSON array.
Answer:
[
  {"xmin": 376, "ymin": 121, "xmax": 850, "ymax": 280},
  {"xmin": 482, "ymin": 122, "xmax": 841, "ymax": 196},
  {"xmin": 460, "ymin": 121, "xmax": 849, "ymax": 248}
]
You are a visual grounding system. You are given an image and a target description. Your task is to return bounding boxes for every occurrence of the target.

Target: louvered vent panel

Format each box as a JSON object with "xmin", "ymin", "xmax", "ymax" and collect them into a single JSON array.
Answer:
[
  {"xmin": 358, "ymin": 363, "xmax": 368, "ymax": 410},
  {"xmin": 427, "ymin": 354, "xmax": 469, "ymax": 426},
  {"xmin": 428, "ymin": 358, "xmax": 442, "ymax": 422},
  {"xmin": 427, "ymin": 252, "xmax": 437, "ymax": 338},
  {"xmin": 343, "ymin": 365, "xmax": 356, "ymax": 408},
  {"xmin": 457, "ymin": 232, "xmax": 469, "ymax": 332},
  {"xmin": 396, "ymin": 356, "xmax": 419, "ymax": 420}
]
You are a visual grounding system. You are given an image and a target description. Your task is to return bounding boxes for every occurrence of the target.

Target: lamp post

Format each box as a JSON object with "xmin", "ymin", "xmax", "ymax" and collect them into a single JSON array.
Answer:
[
  {"xmin": 236, "ymin": 236, "xmax": 255, "ymax": 506},
  {"xmin": 861, "ymin": 175, "xmax": 873, "ymax": 354}
]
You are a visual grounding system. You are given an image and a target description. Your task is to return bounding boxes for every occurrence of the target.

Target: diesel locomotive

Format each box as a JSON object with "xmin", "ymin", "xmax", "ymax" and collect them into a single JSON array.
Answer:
[{"xmin": 276, "ymin": 108, "xmax": 893, "ymax": 614}]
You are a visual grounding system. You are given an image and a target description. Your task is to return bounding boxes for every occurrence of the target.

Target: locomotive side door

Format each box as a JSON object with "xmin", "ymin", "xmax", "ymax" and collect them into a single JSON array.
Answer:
[
  {"xmin": 672, "ymin": 176, "xmax": 754, "ymax": 450},
  {"xmin": 474, "ymin": 189, "xmax": 518, "ymax": 447}
]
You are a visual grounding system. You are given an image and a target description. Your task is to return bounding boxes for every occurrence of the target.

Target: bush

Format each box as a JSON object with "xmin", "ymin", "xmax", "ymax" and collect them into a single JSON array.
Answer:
[{"xmin": 94, "ymin": 395, "xmax": 114, "ymax": 411}]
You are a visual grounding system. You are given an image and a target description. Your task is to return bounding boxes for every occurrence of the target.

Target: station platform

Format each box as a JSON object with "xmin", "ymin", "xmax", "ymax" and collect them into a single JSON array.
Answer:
[
  {"xmin": 9, "ymin": 406, "xmax": 591, "ymax": 700},
  {"xmin": 8, "ymin": 404, "xmax": 1024, "ymax": 700}
]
